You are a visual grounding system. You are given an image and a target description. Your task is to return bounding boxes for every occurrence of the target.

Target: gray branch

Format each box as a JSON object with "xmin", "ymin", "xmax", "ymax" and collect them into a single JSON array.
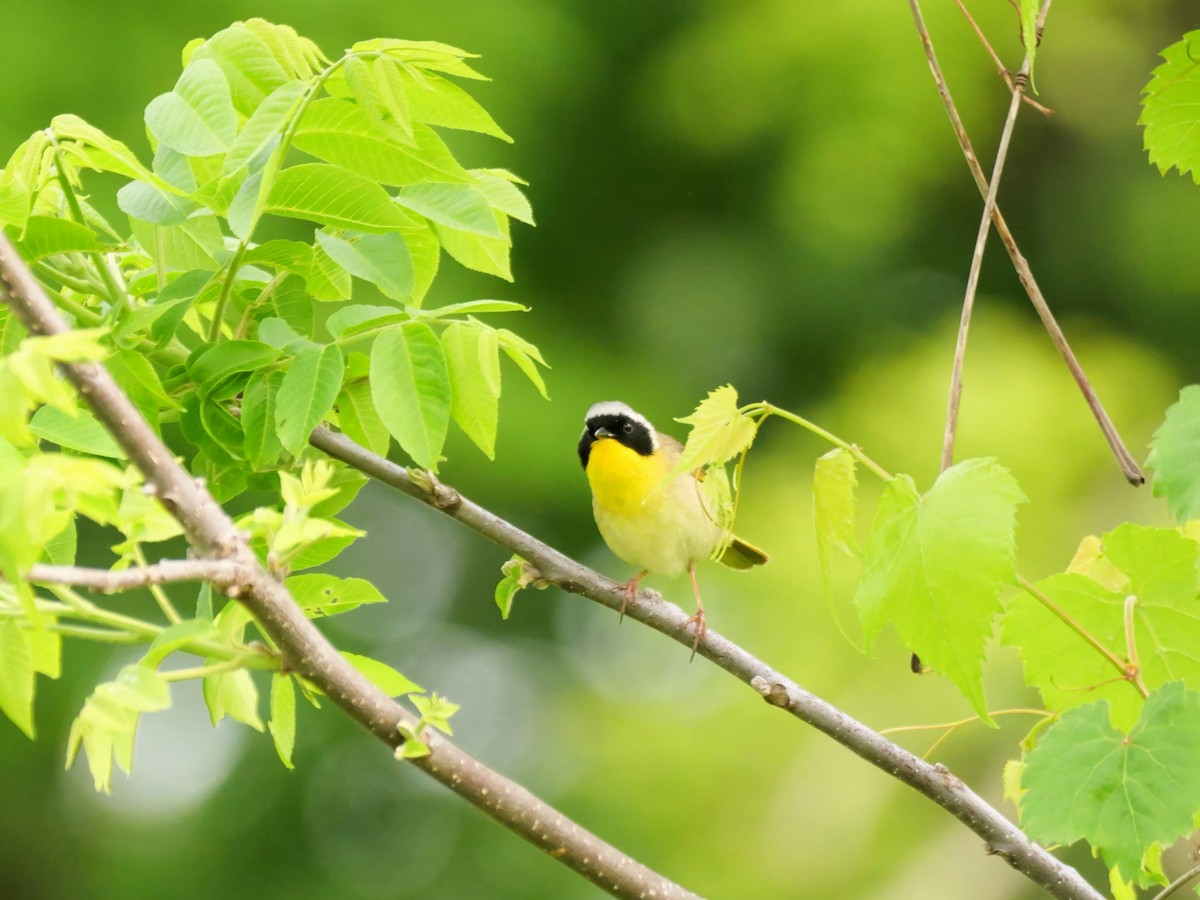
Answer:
[
  {"xmin": 0, "ymin": 233, "xmax": 697, "ymax": 900},
  {"xmin": 28, "ymin": 560, "xmax": 241, "ymax": 593},
  {"xmin": 309, "ymin": 425, "xmax": 1105, "ymax": 900}
]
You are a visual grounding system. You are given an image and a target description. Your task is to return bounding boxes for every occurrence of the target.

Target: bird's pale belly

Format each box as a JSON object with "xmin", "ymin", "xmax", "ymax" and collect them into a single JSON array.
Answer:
[{"xmin": 587, "ymin": 440, "xmax": 721, "ymax": 576}]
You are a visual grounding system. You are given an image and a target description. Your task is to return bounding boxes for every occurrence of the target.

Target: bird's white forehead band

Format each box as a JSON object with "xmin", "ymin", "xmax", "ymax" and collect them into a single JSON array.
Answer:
[{"xmin": 583, "ymin": 401, "xmax": 657, "ymax": 447}]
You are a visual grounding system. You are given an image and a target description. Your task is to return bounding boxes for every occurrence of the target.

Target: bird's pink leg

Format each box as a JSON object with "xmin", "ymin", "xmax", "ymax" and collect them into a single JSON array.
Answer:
[
  {"xmin": 617, "ymin": 569, "xmax": 648, "ymax": 623},
  {"xmin": 679, "ymin": 561, "xmax": 707, "ymax": 658}
]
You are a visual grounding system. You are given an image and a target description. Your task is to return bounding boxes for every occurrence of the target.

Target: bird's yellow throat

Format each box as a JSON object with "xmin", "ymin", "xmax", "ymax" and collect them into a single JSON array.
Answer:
[{"xmin": 585, "ymin": 437, "xmax": 664, "ymax": 516}]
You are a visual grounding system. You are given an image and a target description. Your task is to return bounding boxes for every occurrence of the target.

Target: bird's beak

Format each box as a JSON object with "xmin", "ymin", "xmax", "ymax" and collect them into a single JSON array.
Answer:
[{"xmin": 593, "ymin": 426, "xmax": 614, "ymax": 439}]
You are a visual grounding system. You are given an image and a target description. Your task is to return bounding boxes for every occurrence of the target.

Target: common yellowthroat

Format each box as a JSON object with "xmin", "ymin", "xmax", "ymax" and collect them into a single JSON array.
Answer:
[{"xmin": 578, "ymin": 401, "xmax": 768, "ymax": 651}]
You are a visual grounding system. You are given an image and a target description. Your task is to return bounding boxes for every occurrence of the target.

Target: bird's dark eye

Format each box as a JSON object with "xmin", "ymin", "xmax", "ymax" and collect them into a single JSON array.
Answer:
[{"xmin": 623, "ymin": 421, "xmax": 634, "ymax": 435}]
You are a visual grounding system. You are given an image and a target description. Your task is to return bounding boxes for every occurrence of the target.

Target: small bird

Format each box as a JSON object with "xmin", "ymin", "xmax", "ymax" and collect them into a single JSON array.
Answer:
[{"xmin": 578, "ymin": 400, "xmax": 768, "ymax": 652}]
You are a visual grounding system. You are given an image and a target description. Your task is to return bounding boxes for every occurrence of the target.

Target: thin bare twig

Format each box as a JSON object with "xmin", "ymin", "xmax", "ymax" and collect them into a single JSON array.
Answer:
[
  {"xmin": 909, "ymin": 0, "xmax": 1144, "ymax": 485},
  {"xmin": 309, "ymin": 425, "xmax": 1104, "ymax": 900},
  {"xmin": 0, "ymin": 234, "xmax": 696, "ymax": 900},
  {"xmin": 955, "ymin": 0, "xmax": 1053, "ymax": 116},
  {"xmin": 937, "ymin": 0, "xmax": 1049, "ymax": 473},
  {"xmin": 1153, "ymin": 860, "xmax": 1200, "ymax": 900},
  {"xmin": 27, "ymin": 559, "xmax": 241, "ymax": 593}
]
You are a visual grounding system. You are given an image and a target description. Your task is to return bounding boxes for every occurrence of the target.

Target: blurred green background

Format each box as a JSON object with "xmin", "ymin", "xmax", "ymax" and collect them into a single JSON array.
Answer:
[{"xmin": 2, "ymin": 1, "xmax": 1198, "ymax": 897}]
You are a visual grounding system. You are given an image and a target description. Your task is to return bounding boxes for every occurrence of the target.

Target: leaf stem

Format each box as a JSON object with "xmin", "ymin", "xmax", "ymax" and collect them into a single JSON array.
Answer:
[
  {"xmin": 750, "ymin": 402, "xmax": 894, "ymax": 482},
  {"xmin": 233, "ymin": 271, "xmax": 288, "ymax": 340},
  {"xmin": 161, "ymin": 656, "xmax": 254, "ymax": 682},
  {"xmin": 881, "ymin": 707, "xmax": 1053, "ymax": 759},
  {"xmin": 1017, "ymin": 575, "xmax": 1148, "ymax": 699},
  {"xmin": 132, "ymin": 543, "xmax": 183, "ymax": 624},
  {"xmin": 1122, "ymin": 594, "xmax": 1149, "ymax": 697}
]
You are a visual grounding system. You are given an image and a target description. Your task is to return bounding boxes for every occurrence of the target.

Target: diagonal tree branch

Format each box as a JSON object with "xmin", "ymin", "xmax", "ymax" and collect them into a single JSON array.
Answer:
[
  {"xmin": 0, "ymin": 234, "xmax": 698, "ymax": 900},
  {"xmin": 307, "ymin": 426, "xmax": 1104, "ymax": 900},
  {"xmin": 909, "ymin": 0, "xmax": 1144, "ymax": 485}
]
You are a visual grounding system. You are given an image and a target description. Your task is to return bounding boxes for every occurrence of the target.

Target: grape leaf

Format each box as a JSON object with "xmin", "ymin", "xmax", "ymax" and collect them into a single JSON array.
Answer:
[
  {"xmin": 1003, "ymin": 525, "xmax": 1200, "ymax": 731},
  {"xmin": 1021, "ymin": 682, "xmax": 1200, "ymax": 885},
  {"xmin": 370, "ymin": 324, "xmax": 450, "ymax": 470},
  {"xmin": 1146, "ymin": 385, "xmax": 1200, "ymax": 521},
  {"xmin": 1140, "ymin": 32, "xmax": 1200, "ymax": 184},
  {"xmin": 671, "ymin": 385, "xmax": 757, "ymax": 478},
  {"xmin": 813, "ymin": 447, "xmax": 858, "ymax": 591},
  {"xmin": 854, "ymin": 458, "xmax": 1025, "ymax": 719}
]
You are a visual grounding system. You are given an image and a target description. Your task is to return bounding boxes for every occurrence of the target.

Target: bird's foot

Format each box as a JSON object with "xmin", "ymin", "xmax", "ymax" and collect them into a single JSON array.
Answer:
[
  {"xmin": 679, "ymin": 608, "xmax": 707, "ymax": 660},
  {"xmin": 616, "ymin": 574, "xmax": 644, "ymax": 624}
]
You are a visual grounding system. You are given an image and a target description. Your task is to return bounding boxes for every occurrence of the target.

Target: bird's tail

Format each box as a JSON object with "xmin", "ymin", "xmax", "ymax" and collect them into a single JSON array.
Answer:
[{"xmin": 718, "ymin": 536, "xmax": 769, "ymax": 570}]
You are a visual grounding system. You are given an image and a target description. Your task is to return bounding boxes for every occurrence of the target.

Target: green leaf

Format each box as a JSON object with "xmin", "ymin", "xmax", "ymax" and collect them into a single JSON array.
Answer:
[
  {"xmin": 144, "ymin": 619, "xmax": 218, "ymax": 667},
  {"xmin": 189, "ymin": 23, "xmax": 291, "ymax": 117},
  {"xmin": 434, "ymin": 215, "xmax": 512, "ymax": 280},
  {"xmin": 337, "ymin": 380, "xmax": 390, "ymax": 456},
  {"xmin": 269, "ymin": 673, "xmax": 296, "ymax": 769},
  {"xmin": 441, "ymin": 321, "xmax": 500, "ymax": 458},
  {"xmin": 28, "ymin": 406, "xmax": 125, "ymax": 459},
  {"xmin": 264, "ymin": 163, "xmax": 412, "ymax": 233},
  {"xmin": 370, "ymin": 324, "xmax": 450, "ymax": 470},
  {"xmin": 117, "ymin": 179, "xmax": 199, "ymax": 225},
  {"xmin": 314, "ymin": 230, "xmax": 413, "ymax": 301},
  {"xmin": 52, "ymin": 114, "xmax": 167, "ymax": 188},
  {"xmin": 396, "ymin": 183, "xmax": 503, "ymax": 237},
  {"xmin": 854, "ymin": 458, "xmax": 1025, "ymax": 720},
  {"xmin": 1021, "ymin": 683, "xmax": 1200, "ymax": 885},
  {"xmin": 243, "ymin": 238, "xmax": 313, "ymax": 276},
  {"xmin": 411, "ymin": 691, "xmax": 459, "ymax": 734},
  {"xmin": 242, "ymin": 370, "xmax": 285, "ymax": 467},
  {"xmin": 145, "ymin": 58, "xmax": 239, "ymax": 156},
  {"xmin": 1003, "ymin": 525, "xmax": 1200, "ymax": 731},
  {"xmin": 495, "ymin": 555, "xmax": 541, "ymax": 620},
  {"xmin": 275, "ymin": 344, "xmax": 344, "ymax": 455},
  {"xmin": 414, "ymin": 299, "xmax": 528, "ymax": 319},
  {"xmin": 105, "ymin": 665, "xmax": 171, "ymax": 713},
  {"xmin": 341, "ymin": 652, "xmax": 421, "ymax": 697},
  {"xmin": 0, "ymin": 620, "xmax": 35, "ymax": 738},
  {"xmin": 284, "ymin": 573, "xmax": 387, "ymax": 617},
  {"xmin": 1146, "ymin": 385, "xmax": 1200, "ymax": 521},
  {"xmin": 325, "ymin": 304, "xmax": 405, "ymax": 339},
  {"xmin": 292, "ymin": 99, "xmax": 470, "ymax": 186},
  {"xmin": 1140, "ymin": 32, "xmax": 1200, "ymax": 183},
  {"xmin": 496, "ymin": 328, "xmax": 548, "ymax": 399},
  {"xmin": 306, "ymin": 238, "xmax": 352, "ymax": 301},
  {"xmin": 472, "ymin": 169, "xmax": 535, "ymax": 225},
  {"xmin": 672, "ymin": 385, "xmax": 758, "ymax": 478},
  {"xmin": 187, "ymin": 340, "xmax": 280, "ymax": 389},
  {"xmin": 403, "ymin": 69, "xmax": 512, "ymax": 141},
  {"xmin": 813, "ymin": 447, "xmax": 858, "ymax": 592},
  {"xmin": 202, "ymin": 666, "xmax": 263, "ymax": 730},
  {"xmin": 15, "ymin": 215, "xmax": 104, "ymax": 260},
  {"xmin": 42, "ymin": 518, "xmax": 77, "ymax": 567}
]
